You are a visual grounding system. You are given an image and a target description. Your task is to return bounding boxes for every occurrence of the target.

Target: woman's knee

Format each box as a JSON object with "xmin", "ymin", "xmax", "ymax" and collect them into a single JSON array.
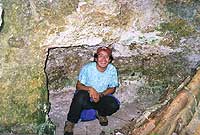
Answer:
[
  {"xmin": 73, "ymin": 91, "xmax": 89, "ymax": 104},
  {"xmin": 102, "ymin": 96, "xmax": 120, "ymax": 112},
  {"xmin": 110, "ymin": 101, "xmax": 120, "ymax": 112}
]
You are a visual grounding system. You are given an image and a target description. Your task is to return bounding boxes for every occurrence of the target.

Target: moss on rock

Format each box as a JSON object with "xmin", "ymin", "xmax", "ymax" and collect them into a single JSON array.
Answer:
[
  {"xmin": 158, "ymin": 19, "xmax": 196, "ymax": 42},
  {"xmin": 0, "ymin": 0, "xmax": 80, "ymax": 133}
]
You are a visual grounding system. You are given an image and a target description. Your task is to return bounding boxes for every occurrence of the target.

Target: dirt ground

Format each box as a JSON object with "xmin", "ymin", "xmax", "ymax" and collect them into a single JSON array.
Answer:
[{"xmin": 49, "ymin": 87, "xmax": 143, "ymax": 135}]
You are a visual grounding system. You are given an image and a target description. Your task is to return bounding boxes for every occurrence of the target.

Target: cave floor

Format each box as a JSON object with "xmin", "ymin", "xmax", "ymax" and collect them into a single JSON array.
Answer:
[{"xmin": 49, "ymin": 88, "xmax": 143, "ymax": 135}]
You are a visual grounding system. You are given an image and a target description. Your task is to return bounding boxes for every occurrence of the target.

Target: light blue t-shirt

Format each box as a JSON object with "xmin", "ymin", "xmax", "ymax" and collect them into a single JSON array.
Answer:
[{"xmin": 78, "ymin": 62, "xmax": 119, "ymax": 93}]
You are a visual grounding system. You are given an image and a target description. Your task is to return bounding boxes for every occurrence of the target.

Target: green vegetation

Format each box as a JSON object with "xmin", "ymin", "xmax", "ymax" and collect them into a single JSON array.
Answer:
[{"xmin": 157, "ymin": 19, "xmax": 196, "ymax": 41}]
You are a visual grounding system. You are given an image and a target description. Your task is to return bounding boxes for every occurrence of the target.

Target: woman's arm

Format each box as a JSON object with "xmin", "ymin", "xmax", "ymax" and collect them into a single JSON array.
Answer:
[
  {"xmin": 76, "ymin": 80, "xmax": 100, "ymax": 102},
  {"xmin": 100, "ymin": 87, "xmax": 116, "ymax": 97},
  {"xmin": 76, "ymin": 80, "xmax": 91, "ymax": 91}
]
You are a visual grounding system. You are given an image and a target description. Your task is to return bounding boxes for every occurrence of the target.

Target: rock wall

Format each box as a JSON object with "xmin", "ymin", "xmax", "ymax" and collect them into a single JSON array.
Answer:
[
  {"xmin": 0, "ymin": 0, "xmax": 199, "ymax": 134},
  {"xmin": 0, "ymin": 0, "xmax": 78, "ymax": 134}
]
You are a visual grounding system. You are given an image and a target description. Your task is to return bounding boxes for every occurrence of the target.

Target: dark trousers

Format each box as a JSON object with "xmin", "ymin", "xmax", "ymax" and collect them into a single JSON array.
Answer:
[{"xmin": 67, "ymin": 90, "xmax": 120, "ymax": 123}]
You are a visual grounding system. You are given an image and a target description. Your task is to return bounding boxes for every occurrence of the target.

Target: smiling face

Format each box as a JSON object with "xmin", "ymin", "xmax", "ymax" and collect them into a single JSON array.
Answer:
[{"xmin": 96, "ymin": 50, "xmax": 111, "ymax": 72}]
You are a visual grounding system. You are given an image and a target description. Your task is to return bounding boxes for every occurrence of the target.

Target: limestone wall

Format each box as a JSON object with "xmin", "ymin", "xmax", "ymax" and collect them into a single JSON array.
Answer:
[{"xmin": 0, "ymin": 0, "xmax": 199, "ymax": 134}]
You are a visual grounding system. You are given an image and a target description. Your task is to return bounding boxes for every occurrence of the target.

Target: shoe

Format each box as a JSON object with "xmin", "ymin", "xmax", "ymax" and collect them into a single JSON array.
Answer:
[
  {"xmin": 64, "ymin": 121, "xmax": 75, "ymax": 135},
  {"xmin": 96, "ymin": 112, "xmax": 108, "ymax": 126}
]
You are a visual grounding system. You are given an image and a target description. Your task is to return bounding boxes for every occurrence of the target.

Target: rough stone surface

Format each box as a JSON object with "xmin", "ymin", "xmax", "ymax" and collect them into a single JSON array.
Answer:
[
  {"xmin": 0, "ymin": 0, "xmax": 200, "ymax": 134},
  {"xmin": 0, "ymin": 0, "xmax": 78, "ymax": 134},
  {"xmin": 42, "ymin": 0, "xmax": 166, "ymax": 48}
]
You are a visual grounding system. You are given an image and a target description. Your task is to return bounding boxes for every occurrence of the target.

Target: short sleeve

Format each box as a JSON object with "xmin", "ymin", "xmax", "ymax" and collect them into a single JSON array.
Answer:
[
  {"xmin": 108, "ymin": 66, "xmax": 119, "ymax": 88},
  {"xmin": 78, "ymin": 65, "xmax": 88, "ymax": 85}
]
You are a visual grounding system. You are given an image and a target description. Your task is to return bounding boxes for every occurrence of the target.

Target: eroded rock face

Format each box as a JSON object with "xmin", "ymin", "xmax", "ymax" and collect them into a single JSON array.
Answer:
[
  {"xmin": 0, "ymin": 0, "xmax": 200, "ymax": 134},
  {"xmin": 45, "ymin": 47, "xmax": 93, "ymax": 91},
  {"xmin": 42, "ymin": 0, "xmax": 166, "ymax": 48},
  {"xmin": 0, "ymin": 0, "xmax": 78, "ymax": 134},
  {"xmin": 46, "ymin": 44, "xmax": 192, "ymax": 108}
]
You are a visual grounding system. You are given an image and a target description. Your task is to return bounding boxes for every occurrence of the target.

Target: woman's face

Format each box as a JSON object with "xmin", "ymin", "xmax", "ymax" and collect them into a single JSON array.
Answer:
[{"xmin": 96, "ymin": 51, "xmax": 111, "ymax": 70}]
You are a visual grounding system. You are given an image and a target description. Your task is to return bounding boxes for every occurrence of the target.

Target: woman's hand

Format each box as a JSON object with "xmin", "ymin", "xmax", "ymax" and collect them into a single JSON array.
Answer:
[{"xmin": 88, "ymin": 87, "xmax": 100, "ymax": 103}]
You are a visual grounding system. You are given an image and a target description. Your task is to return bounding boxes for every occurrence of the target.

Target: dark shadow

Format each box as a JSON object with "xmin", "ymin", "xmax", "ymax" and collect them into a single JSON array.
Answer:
[
  {"xmin": 0, "ymin": 9, "xmax": 4, "ymax": 32},
  {"xmin": 43, "ymin": 47, "xmax": 57, "ymax": 135},
  {"xmin": 44, "ymin": 48, "xmax": 51, "ymax": 105}
]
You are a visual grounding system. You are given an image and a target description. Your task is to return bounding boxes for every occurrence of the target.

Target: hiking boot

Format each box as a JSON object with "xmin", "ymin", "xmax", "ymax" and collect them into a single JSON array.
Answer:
[
  {"xmin": 96, "ymin": 112, "xmax": 108, "ymax": 126},
  {"xmin": 64, "ymin": 121, "xmax": 75, "ymax": 135}
]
